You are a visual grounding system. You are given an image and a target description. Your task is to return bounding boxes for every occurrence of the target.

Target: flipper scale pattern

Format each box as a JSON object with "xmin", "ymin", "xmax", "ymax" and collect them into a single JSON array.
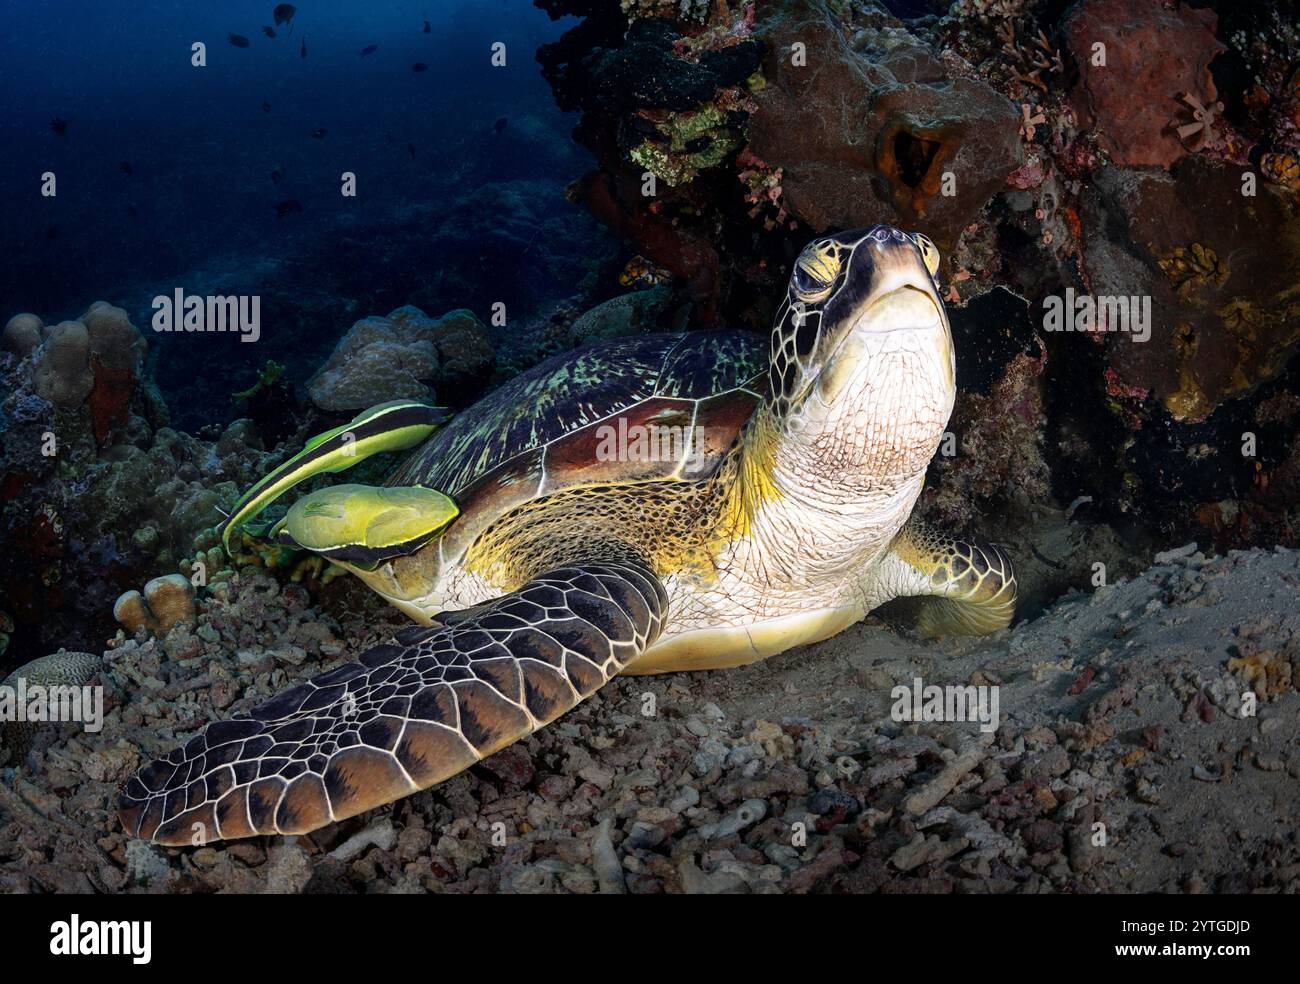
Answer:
[{"xmin": 118, "ymin": 561, "xmax": 666, "ymax": 846}]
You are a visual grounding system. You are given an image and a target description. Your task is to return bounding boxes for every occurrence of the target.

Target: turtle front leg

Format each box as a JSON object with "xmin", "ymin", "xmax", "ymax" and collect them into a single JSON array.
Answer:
[
  {"xmin": 871, "ymin": 518, "xmax": 1017, "ymax": 637},
  {"xmin": 118, "ymin": 560, "xmax": 667, "ymax": 846}
]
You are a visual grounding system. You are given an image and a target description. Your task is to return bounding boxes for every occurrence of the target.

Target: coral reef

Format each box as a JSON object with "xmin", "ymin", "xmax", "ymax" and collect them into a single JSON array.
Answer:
[
  {"xmin": 996, "ymin": 21, "xmax": 1066, "ymax": 96},
  {"xmin": 231, "ymin": 360, "xmax": 298, "ymax": 447},
  {"xmin": 112, "ymin": 574, "xmax": 197, "ymax": 639},
  {"xmin": 565, "ymin": 285, "xmax": 685, "ymax": 346},
  {"xmin": 749, "ymin": 1, "xmax": 1024, "ymax": 248},
  {"xmin": 1080, "ymin": 157, "xmax": 1300, "ymax": 423},
  {"xmin": 19, "ymin": 303, "xmax": 150, "ymax": 443},
  {"xmin": 33, "ymin": 321, "xmax": 96, "ymax": 409},
  {"xmin": 539, "ymin": 1, "xmax": 772, "ymax": 323},
  {"xmin": 0, "ymin": 303, "xmax": 285, "ymax": 664},
  {"xmin": 307, "ymin": 307, "xmax": 495, "ymax": 412},
  {"xmin": 2, "ymin": 313, "xmax": 43, "ymax": 358},
  {"xmin": 536, "ymin": 0, "xmax": 1300, "ymax": 555},
  {"xmin": 3, "ymin": 0, "xmax": 1300, "ymax": 905},
  {"xmin": 1064, "ymin": 0, "xmax": 1224, "ymax": 170}
]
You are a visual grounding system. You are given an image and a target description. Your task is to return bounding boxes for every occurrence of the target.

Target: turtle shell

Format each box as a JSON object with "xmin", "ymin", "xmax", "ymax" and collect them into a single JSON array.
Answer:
[{"xmin": 387, "ymin": 330, "xmax": 767, "ymax": 566}]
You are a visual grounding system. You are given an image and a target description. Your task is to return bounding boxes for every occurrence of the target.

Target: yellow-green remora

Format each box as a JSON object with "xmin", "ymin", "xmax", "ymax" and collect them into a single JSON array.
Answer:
[{"xmin": 218, "ymin": 400, "xmax": 449, "ymax": 555}]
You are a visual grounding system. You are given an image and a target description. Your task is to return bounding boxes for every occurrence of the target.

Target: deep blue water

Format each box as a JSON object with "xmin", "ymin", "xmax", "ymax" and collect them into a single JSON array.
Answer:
[{"xmin": 0, "ymin": 0, "xmax": 610, "ymax": 427}]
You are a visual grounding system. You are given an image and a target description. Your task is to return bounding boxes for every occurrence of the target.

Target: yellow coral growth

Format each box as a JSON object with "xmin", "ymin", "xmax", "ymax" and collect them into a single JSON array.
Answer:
[
  {"xmin": 288, "ymin": 555, "xmax": 348, "ymax": 584},
  {"xmin": 1152, "ymin": 242, "xmax": 1229, "ymax": 302},
  {"xmin": 1227, "ymin": 651, "xmax": 1293, "ymax": 701}
]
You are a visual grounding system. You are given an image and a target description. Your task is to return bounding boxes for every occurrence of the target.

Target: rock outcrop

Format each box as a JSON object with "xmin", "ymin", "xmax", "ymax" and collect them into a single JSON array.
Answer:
[{"xmin": 307, "ymin": 307, "xmax": 495, "ymax": 412}]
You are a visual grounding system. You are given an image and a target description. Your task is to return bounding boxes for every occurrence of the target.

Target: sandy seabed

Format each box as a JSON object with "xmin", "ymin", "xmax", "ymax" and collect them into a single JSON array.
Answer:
[{"xmin": 1, "ymin": 545, "xmax": 1297, "ymax": 894}]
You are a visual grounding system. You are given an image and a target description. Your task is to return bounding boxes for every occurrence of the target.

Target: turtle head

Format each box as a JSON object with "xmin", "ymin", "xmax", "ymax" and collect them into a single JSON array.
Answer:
[{"xmin": 765, "ymin": 224, "xmax": 955, "ymax": 481}]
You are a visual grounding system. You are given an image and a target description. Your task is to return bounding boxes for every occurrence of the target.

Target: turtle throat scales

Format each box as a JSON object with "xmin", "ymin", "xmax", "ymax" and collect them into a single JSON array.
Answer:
[{"xmin": 726, "ymin": 226, "xmax": 956, "ymax": 596}]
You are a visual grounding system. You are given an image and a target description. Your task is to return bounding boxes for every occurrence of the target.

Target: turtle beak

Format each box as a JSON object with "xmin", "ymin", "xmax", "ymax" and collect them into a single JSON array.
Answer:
[
  {"xmin": 852, "ymin": 283, "xmax": 944, "ymax": 336},
  {"xmin": 852, "ymin": 235, "xmax": 946, "ymax": 335}
]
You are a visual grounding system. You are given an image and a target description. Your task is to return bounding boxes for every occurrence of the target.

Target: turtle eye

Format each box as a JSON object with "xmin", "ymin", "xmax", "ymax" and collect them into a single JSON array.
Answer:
[
  {"xmin": 793, "ymin": 264, "xmax": 828, "ymax": 298},
  {"xmin": 792, "ymin": 241, "xmax": 839, "ymax": 302},
  {"xmin": 913, "ymin": 234, "xmax": 940, "ymax": 277}
]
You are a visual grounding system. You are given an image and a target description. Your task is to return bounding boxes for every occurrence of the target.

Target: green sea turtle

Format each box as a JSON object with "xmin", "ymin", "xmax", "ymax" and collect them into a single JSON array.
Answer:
[{"xmin": 118, "ymin": 225, "xmax": 1016, "ymax": 846}]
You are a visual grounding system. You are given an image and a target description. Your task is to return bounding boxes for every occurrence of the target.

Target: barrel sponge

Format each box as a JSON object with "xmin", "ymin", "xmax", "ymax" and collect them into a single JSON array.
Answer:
[
  {"xmin": 2, "ymin": 313, "xmax": 43, "ymax": 357},
  {"xmin": 33, "ymin": 320, "xmax": 94, "ymax": 408},
  {"xmin": 82, "ymin": 301, "xmax": 145, "ymax": 371}
]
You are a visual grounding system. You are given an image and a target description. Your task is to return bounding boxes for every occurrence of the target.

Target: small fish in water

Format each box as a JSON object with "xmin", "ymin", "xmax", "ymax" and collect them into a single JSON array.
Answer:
[
  {"xmin": 228, "ymin": 33, "xmax": 251, "ymax": 48},
  {"xmin": 46, "ymin": 225, "xmax": 59, "ymax": 240},
  {"xmin": 412, "ymin": 62, "xmax": 428, "ymax": 72},
  {"xmin": 270, "ymin": 165, "xmax": 286, "ymax": 184},
  {"xmin": 51, "ymin": 117, "xmax": 68, "ymax": 136},
  {"xmin": 120, "ymin": 161, "xmax": 133, "ymax": 175},
  {"xmin": 493, "ymin": 117, "xmax": 508, "ymax": 134},
  {"xmin": 385, "ymin": 132, "xmax": 395, "ymax": 146},
  {"xmin": 619, "ymin": 256, "xmax": 666, "ymax": 290},
  {"xmin": 275, "ymin": 199, "xmax": 302, "ymax": 219},
  {"xmin": 127, "ymin": 204, "xmax": 139, "ymax": 218},
  {"xmin": 273, "ymin": 4, "xmax": 297, "ymax": 33},
  {"xmin": 407, "ymin": 142, "xmax": 416, "ymax": 158},
  {"xmin": 262, "ymin": 25, "xmax": 275, "ymax": 38},
  {"xmin": 423, "ymin": 20, "xmax": 431, "ymax": 33},
  {"xmin": 359, "ymin": 44, "xmax": 378, "ymax": 57},
  {"xmin": 300, "ymin": 37, "xmax": 306, "ymax": 58},
  {"xmin": 311, "ymin": 128, "xmax": 326, "ymax": 139},
  {"xmin": 262, "ymin": 100, "xmax": 272, "ymax": 113}
]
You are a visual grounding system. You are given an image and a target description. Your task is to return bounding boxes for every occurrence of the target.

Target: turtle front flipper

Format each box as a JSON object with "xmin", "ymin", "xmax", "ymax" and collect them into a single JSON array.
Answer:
[
  {"xmin": 219, "ymin": 400, "xmax": 449, "ymax": 554},
  {"xmin": 876, "ymin": 519, "xmax": 1017, "ymax": 637},
  {"xmin": 117, "ymin": 560, "xmax": 667, "ymax": 846}
]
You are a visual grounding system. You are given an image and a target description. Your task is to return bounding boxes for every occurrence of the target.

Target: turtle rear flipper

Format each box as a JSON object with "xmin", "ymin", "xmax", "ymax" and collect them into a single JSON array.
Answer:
[
  {"xmin": 117, "ymin": 560, "xmax": 667, "ymax": 846},
  {"xmin": 219, "ymin": 400, "xmax": 449, "ymax": 554},
  {"xmin": 878, "ymin": 519, "xmax": 1017, "ymax": 637}
]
